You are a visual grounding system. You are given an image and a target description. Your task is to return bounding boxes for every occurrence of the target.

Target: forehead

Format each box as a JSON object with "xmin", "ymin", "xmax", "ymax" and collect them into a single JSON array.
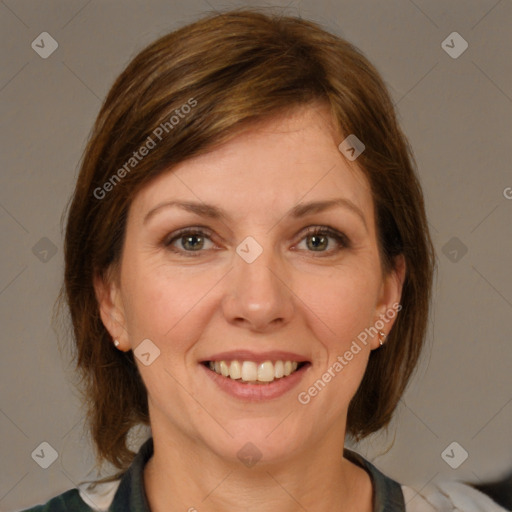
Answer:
[{"xmin": 131, "ymin": 105, "xmax": 374, "ymax": 225}]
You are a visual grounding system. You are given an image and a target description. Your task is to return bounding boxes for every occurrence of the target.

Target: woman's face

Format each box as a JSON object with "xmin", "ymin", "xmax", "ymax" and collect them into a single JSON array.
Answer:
[{"xmin": 96, "ymin": 104, "xmax": 404, "ymax": 465}]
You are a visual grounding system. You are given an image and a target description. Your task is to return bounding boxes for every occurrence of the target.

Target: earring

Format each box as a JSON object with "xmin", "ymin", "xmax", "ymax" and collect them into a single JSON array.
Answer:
[
  {"xmin": 114, "ymin": 339, "xmax": 120, "ymax": 347},
  {"xmin": 378, "ymin": 331, "xmax": 387, "ymax": 346}
]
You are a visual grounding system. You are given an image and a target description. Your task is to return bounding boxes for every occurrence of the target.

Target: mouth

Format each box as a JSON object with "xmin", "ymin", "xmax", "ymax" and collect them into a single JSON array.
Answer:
[{"xmin": 201, "ymin": 359, "xmax": 310, "ymax": 384}]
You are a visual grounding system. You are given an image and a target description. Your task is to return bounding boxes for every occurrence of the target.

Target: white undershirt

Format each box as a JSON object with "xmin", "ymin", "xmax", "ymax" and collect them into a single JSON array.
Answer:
[{"xmin": 401, "ymin": 482, "xmax": 508, "ymax": 511}]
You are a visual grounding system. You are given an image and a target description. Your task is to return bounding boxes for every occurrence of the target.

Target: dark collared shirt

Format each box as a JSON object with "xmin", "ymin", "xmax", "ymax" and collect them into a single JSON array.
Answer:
[
  {"xmin": 32, "ymin": 436, "xmax": 512, "ymax": 511},
  {"xmin": 19, "ymin": 437, "xmax": 405, "ymax": 511}
]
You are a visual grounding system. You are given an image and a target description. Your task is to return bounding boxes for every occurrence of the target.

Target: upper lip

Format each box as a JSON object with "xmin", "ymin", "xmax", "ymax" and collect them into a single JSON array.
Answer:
[{"xmin": 201, "ymin": 350, "xmax": 310, "ymax": 364}]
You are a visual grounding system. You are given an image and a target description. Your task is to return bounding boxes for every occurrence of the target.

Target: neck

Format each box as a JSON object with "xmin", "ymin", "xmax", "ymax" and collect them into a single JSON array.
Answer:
[{"xmin": 143, "ymin": 420, "xmax": 373, "ymax": 512}]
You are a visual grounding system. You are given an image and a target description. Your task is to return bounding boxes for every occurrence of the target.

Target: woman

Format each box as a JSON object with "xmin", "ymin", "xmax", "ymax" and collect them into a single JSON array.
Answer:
[{"xmin": 21, "ymin": 8, "xmax": 508, "ymax": 512}]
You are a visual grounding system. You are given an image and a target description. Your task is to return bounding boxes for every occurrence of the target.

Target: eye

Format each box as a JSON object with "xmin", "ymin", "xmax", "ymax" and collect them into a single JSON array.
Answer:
[
  {"xmin": 164, "ymin": 227, "xmax": 215, "ymax": 256},
  {"xmin": 163, "ymin": 225, "xmax": 350, "ymax": 258},
  {"xmin": 295, "ymin": 226, "xmax": 351, "ymax": 255}
]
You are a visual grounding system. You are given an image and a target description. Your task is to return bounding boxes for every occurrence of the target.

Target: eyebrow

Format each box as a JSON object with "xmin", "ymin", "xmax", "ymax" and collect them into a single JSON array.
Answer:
[{"xmin": 143, "ymin": 198, "xmax": 367, "ymax": 230}]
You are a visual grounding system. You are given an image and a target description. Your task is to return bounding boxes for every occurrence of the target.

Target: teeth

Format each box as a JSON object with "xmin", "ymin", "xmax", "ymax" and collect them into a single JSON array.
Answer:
[
  {"xmin": 257, "ymin": 361, "xmax": 274, "ymax": 382},
  {"xmin": 274, "ymin": 360, "xmax": 284, "ymax": 378},
  {"xmin": 241, "ymin": 361, "xmax": 257, "ymax": 381},
  {"xmin": 207, "ymin": 359, "xmax": 301, "ymax": 383},
  {"xmin": 219, "ymin": 360, "xmax": 229, "ymax": 377}
]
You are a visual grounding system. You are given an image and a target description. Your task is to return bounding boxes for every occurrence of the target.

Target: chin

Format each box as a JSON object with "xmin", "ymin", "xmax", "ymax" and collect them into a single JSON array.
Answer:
[{"xmin": 202, "ymin": 420, "xmax": 307, "ymax": 466}]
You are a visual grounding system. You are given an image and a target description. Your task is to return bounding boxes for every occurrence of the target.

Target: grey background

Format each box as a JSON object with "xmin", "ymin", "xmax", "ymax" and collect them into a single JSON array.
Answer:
[{"xmin": 1, "ymin": 0, "xmax": 511, "ymax": 510}]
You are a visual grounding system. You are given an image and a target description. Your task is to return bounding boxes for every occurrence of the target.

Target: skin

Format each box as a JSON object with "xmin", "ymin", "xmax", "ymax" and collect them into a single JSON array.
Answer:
[{"xmin": 95, "ymin": 103, "xmax": 405, "ymax": 512}]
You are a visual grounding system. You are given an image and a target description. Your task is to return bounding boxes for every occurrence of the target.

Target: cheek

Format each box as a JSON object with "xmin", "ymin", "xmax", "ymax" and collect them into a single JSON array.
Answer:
[
  {"xmin": 295, "ymin": 269, "xmax": 379, "ymax": 413},
  {"xmin": 297, "ymin": 264, "xmax": 380, "ymax": 345},
  {"xmin": 120, "ymin": 259, "xmax": 220, "ymax": 345}
]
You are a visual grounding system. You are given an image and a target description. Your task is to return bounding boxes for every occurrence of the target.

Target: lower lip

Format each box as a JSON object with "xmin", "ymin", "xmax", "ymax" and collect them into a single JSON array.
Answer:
[{"xmin": 200, "ymin": 363, "xmax": 311, "ymax": 401}]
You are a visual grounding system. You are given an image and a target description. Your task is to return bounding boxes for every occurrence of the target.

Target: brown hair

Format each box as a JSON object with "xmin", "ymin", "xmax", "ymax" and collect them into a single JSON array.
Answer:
[{"xmin": 58, "ymin": 7, "xmax": 435, "ymax": 481}]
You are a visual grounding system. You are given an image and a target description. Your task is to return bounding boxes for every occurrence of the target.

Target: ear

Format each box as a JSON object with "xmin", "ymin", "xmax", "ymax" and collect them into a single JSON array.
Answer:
[
  {"xmin": 371, "ymin": 254, "xmax": 406, "ymax": 349},
  {"xmin": 93, "ymin": 267, "xmax": 129, "ymax": 351}
]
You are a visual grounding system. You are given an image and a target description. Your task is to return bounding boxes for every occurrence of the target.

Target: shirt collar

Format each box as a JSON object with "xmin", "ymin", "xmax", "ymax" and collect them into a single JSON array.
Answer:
[
  {"xmin": 110, "ymin": 437, "xmax": 153, "ymax": 511},
  {"xmin": 110, "ymin": 437, "xmax": 405, "ymax": 512},
  {"xmin": 343, "ymin": 448, "xmax": 406, "ymax": 512}
]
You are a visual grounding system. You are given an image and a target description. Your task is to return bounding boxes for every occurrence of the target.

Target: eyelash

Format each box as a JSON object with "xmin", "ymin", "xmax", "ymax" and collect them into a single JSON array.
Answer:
[{"xmin": 163, "ymin": 225, "xmax": 351, "ymax": 258}]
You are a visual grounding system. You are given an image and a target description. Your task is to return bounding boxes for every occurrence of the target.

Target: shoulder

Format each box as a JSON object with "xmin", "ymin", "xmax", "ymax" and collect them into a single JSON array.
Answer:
[
  {"xmin": 16, "ymin": 480, "xmax": 122, "ymax": 512},
  {"xmin": 16, "ymin": 488, "xmax": 90, "ymax": 511},
  {"xmin": 402, "ymin": 480, "xmax": 509, "ymax": 512},
  {"xmin": 17, "ymin": 437, "xmax": 150, "ymax": 511}
]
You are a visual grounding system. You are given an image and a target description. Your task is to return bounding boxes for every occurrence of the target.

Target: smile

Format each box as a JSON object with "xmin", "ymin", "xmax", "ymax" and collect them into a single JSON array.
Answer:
[{"xmin": 204, "ymin": 360, "xmax": 307, "ymax": 384}]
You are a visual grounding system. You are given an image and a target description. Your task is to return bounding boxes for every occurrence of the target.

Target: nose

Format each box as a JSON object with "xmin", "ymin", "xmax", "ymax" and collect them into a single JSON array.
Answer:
[{"xmin": 221, "ymin": 245, "xmax": 295, "ymax": 333}]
